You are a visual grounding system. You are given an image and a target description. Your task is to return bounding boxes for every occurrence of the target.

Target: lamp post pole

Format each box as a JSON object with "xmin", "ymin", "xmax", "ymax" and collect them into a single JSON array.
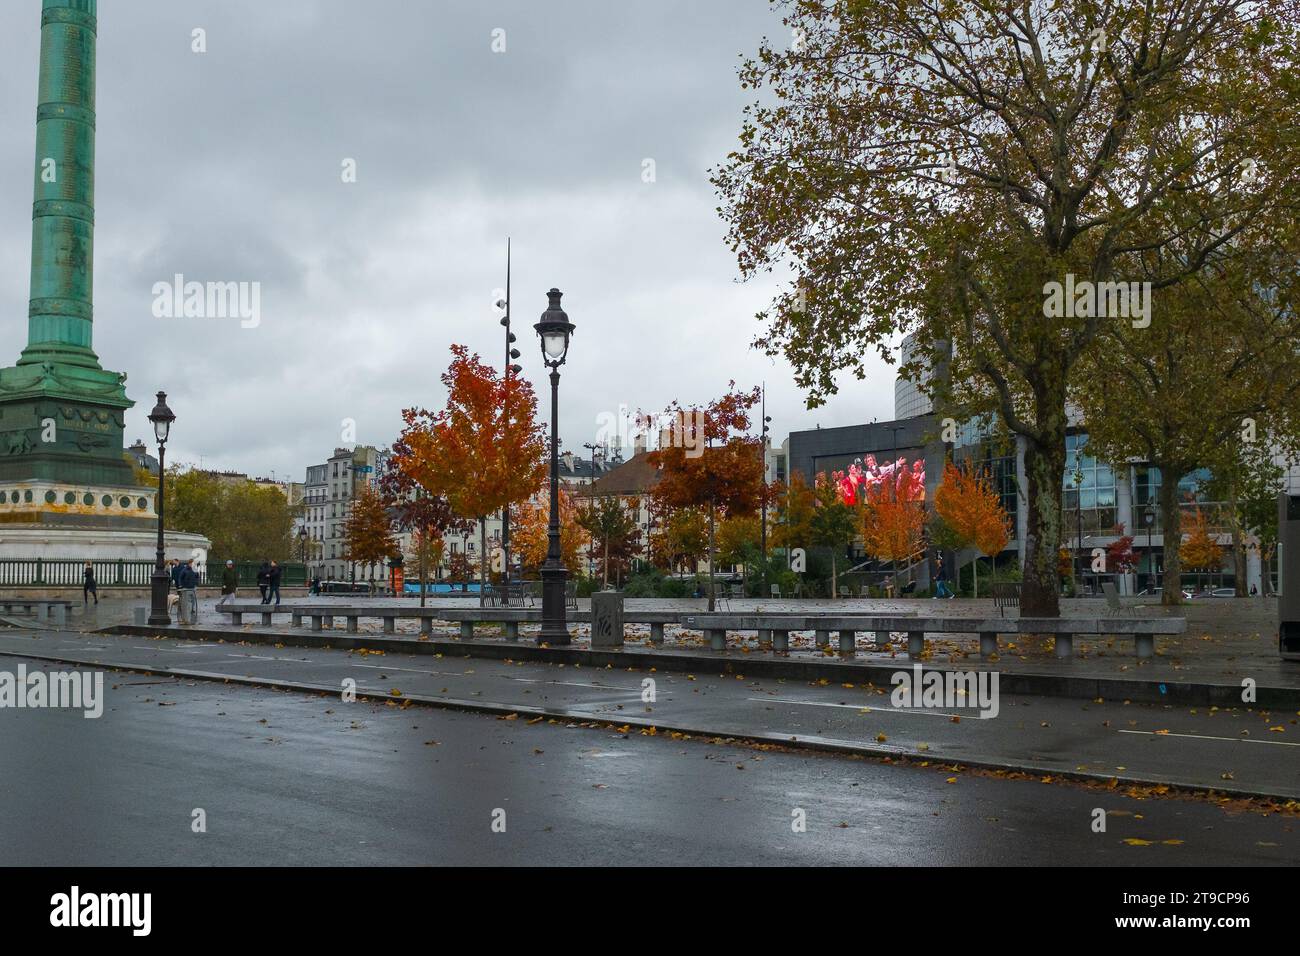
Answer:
[
  {"xmin": 146, "ymin": 392, "xmax": 175, "ymax": 626},
  {"xmin": 1144, "ymin": 504, "xmax": 1156, "ymax": 593},
  {"xmin": 535, "ymin": 288, "xmax": 575, "ymax": 645},
  {"xmin": 498, "ymin": 240, "xmax": 521, "ymax": 585},
  {"xmin": 760, "ymin": 384, "xmax": 771, "ymax": 596}
]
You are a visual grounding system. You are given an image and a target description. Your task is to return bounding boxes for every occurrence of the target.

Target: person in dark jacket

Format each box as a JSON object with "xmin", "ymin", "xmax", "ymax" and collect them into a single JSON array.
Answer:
[
  {"xmin": 257, "ymin": 561, "xmax": 271, "ymax": 604},
  {"xmin": 220, "ymin": 560, "xmax": 238, "ymax": 604},
  {"xmin": 82, "ymin": 561, "xmax": 98, "ymax": 606},
  {"xmin": 178, "ymin": 560, "xmax": 199, "ymax": 624},
  {"xmin": 268, "ymin": 560, "xmax": 283, "ymax": 606}
]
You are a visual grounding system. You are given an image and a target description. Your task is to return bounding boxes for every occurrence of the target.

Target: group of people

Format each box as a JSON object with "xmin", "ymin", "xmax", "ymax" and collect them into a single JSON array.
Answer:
[
  {"xmin": 219, "ymin": 560, "xmax": 285, "ymax": 605},
  {"xmin": 157, "ymin": 558, "xmax": 284, "ymax": 625},
  {"xmin": 167, "ymin": 558, "xmax": 201, "ymax": 624}
]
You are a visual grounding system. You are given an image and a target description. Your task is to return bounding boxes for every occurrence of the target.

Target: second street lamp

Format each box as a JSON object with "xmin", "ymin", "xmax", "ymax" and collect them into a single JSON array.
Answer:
[
  {"xmin": 535, "ymin": 288, "xmax": 575, "ymax": 645},
  {"xmin": 147, "ymin": 391, "xmax": 175, "ymax": 626},
  {"xmin": 1144, "ymin": 503, "xmax": 1156, "ymax": 593}
]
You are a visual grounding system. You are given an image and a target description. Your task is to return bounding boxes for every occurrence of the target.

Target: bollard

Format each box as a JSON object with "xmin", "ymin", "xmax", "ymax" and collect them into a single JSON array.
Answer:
[{"xmin": 591, "ymin": 591, "xmax": 625, "ymax": 649}]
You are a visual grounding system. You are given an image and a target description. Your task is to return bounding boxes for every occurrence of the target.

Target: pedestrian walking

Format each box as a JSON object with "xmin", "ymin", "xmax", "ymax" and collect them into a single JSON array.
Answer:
[
  {"xmin": 178, "ymin": 559, "xmax": 199, "ymax": 624},
  {"xmin": 257, "ymin": 560, "xmax": 271, "ymax": 604},
  {"xmin": 268, "ymin": 560, "xmax": 282, "ymax": 606},
  {"xmin": 82, "ymin": 560, "xmax": 98, "ymax": 606},
  {"xmin": 934, "ymin": 555, "xmax": 954, "ymax": 599},
  {"xmin": 220, "ymin": 559, "xmax": 238, "ymax": 605}
]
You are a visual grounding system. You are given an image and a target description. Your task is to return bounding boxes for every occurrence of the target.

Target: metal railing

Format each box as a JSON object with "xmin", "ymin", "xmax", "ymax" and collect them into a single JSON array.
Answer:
[{"xmin": 0, "ymin": 558, "xmax": 306, "ymax": 588}]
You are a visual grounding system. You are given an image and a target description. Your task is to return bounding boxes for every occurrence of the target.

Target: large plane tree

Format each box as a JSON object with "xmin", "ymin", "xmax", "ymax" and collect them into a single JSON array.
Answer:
[{"xmin": 713, "ymin": 0, "xmax": 1300, "ymax": 615}]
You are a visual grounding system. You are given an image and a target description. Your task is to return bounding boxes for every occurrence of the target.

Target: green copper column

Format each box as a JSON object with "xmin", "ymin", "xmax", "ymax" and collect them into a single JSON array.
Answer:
[
  {"xmin": 0, "ymin": 0, "xmax": 133, "ymax": 488},
  {"xmin": 19, "ymin": 0, "xmax": 101, "ymax": 370}
]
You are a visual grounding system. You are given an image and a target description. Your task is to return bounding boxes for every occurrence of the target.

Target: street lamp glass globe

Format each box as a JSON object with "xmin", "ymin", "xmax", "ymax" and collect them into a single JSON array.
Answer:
[{"xmin": 542, "ymin": 329, "xmax": 568, "ymax": 360}]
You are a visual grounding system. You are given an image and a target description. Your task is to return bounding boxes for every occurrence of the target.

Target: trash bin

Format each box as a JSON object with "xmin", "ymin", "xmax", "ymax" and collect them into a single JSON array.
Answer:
[
  {"xmin": 591, "ymin": 590, "xmax": 625, "ymax": 649},
  {"xmin": 1281, "ymin": 493, "xmax": 1300, "ymax": 661}
]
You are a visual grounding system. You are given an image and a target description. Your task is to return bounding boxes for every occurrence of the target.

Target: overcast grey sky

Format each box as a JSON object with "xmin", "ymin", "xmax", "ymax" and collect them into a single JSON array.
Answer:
[{"xmin": 0, "ymin": 0, "xmax": 899, "ymax": 479}]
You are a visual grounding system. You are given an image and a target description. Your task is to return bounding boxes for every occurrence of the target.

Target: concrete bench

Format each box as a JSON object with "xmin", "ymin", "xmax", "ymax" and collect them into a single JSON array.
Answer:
[
  {"xmin": 677, "ymin": 613, "xmax": 1185, "ymax": 659},
  {"xmin": 214, "ymin": 603, "xmax": 681, "ymax": 645},
  {"xmin": 681, "ymin": 613, "xmax": 920, "ymax": 655},
  {"xmin": 1, "ymin": 599, "xmax": 73, "ymax": 627}
]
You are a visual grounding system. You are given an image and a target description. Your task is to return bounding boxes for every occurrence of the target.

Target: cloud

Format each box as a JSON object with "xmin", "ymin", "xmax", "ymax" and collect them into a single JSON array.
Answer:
[{"xmin": 0, "ymin": 0, "xmax": 897, "ymax": 480}]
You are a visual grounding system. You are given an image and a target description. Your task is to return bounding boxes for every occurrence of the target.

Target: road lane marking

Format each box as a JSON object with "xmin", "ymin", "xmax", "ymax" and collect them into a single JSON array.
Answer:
[
  {"xmin": 1119, "ymin": 729, "xmax": 1300, "ymax": 747},
  {"xmin": 748, "ymin": 696, "xmax": 963, "ymax": 719},
  {"xmin": 508, "ymin": 677, "xmax": 634, "ymax": 691}
]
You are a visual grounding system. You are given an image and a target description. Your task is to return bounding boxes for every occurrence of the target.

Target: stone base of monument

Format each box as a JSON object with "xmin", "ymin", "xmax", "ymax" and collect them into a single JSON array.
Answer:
[
  {"xmin": 0, "ymin": 523, "xmax": 210, "ymax": 564},
  {"xmin": 0, "ymin": 479, "xmax": 157, "ymax": 522}
]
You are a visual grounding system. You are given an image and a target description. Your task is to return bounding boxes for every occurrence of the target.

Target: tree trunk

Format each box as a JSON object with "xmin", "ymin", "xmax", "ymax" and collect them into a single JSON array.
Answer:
[
  {"xmin": 972, "ymin": 552, "xmax": 979, "ymax": 599},
  {"xmin": 830, "ymin": 548, "xmax": 838, "ymax": 599},
  {"xmin": 707, "ymin": 501, "xmax": 717, "ymax": 611},
  {"xmin": 1021, "ymin": 430, "xmax": 1066, "ymax": 617},
  {"xmin": 418, "ymin": 525, "xmax": 427, "ymax": 608},
  {"xmin": 1158, "ymin": 468, "xmax": 1184, "ymax": 606},
  {"xmin": 1228, "ymin": 484, "xmax": 1247, "ymax": 596},
  {"xmin": 479, "ymin": 516, "xmax": 487, "ymax": 588}
]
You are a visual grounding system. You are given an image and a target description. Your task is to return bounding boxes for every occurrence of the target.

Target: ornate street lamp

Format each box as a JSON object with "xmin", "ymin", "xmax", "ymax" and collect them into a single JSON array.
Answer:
[
  {"xmin": 147, "ymin": 391, "xmax": 175, "ymax": 626},
  {"xmin": 535, "ymin": 288, "xmax": 575, "ymax": 645}
]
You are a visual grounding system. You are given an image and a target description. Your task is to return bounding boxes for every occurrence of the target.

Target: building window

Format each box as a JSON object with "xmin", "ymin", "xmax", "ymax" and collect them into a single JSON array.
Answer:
[{"xmin": 1064, "ymin": 431, "xmax": 1116, "ymax": 536}]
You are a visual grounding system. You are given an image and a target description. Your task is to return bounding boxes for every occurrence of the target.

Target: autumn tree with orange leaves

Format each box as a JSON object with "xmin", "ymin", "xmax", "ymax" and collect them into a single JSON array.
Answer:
[
  {"xmin": 343, "ymin": 483, "xmax": 397, "ymax": 589},
  {"xmin": 1181, "ymin": 504, "xmax": 1223, "ymax": 591},
  {"xmin": 389, "ymin": 345, "xmax": 547, "ymax": 586},
  {"xmin": 511, "ymin": 488, "xmax": 584, "ymax": 575},
  {"xmin": 933, "ymin": 461, "xmax": 1010, "ymax": 596},
  {"xmin": 861, "ymin": 464, "xmax": 927, "ymax": 595},
  {"xmin": 648, "ymin": 384, "xmax": 764, "ymax": 610}
]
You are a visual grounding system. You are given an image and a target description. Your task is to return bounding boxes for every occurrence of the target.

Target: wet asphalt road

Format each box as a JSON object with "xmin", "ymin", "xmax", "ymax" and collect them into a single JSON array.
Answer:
[
  {"xmin": 0, "ymin": 667, "xmax": 1295, "ymax": 866},
  {"xmin": 1, "ymin": 629, "xmax": 1297, "ymax": 799}
]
